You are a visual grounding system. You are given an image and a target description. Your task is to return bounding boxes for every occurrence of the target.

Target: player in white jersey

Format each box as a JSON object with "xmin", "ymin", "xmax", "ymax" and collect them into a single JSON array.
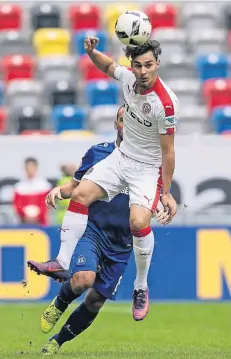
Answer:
[{"xmin": 49, "ymin": 38, "xmax": 178, "ymax": 321}]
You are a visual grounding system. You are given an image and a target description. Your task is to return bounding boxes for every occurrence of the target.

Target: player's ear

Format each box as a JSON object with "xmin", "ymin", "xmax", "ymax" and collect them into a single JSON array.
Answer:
[
  {"xmin": 114, "ymin": 120, "xmax": 118, "ymax": 130},
  {"xmin": 156, "ymin": 59, "xmax": 160, "ymax": 70}
]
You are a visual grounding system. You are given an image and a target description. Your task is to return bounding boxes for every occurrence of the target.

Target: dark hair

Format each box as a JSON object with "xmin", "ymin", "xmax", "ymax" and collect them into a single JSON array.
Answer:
[
  {"xmin": 116, "ymin": 104, "xmax": 125, "ymax": 121},
  {"xmin": 125, "ymin": 40, "xmax": 162, "ymax": 61},
  {"xmin": 25, "ymin": 157, "xmax": 38, "ymax": 165}
]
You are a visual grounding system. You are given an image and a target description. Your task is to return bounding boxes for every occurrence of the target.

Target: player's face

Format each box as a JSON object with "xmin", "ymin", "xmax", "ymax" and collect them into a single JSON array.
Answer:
[
  {"xmin": 114, "ymin": 107, "xmax": 124, "ymax": 140},
  {"xmin": 25, "ymin": 162, "xmax": 37, "ymax": 179},
  {"xmin": 132, "ymin": 51, "xmax": 159, "ymax": 90}
]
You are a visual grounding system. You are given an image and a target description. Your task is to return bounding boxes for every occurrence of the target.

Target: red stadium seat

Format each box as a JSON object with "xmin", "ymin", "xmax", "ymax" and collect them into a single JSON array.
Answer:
[
  {"xmin": 69, "ymin": 4, "xmax": 100, "ymax": 31},
  {"xmin": 221, "ymin": 130, "xmax": 231, "ymax": 135},
  {"xmin": 20, "ymin": 129, "xmax": 52, "ymax": 136},
  {"xmin": 0, "ymin": 4, "xmax": 22, "ymax": 31},
  {"xmin": 144, "ymin": 3, "xmax": 177, "ymax": 30},
  {"xmin": 203, "ymin": 79, "xmax": 231, "ymax": 113},
  {"xmin": 1, "ymin": 55, "xmax": 35, "ymax": 82},
  {"xmin": 79, "ymin": 55, "xmax": 109, "ymax": 82},
  {"xmin": 0, "ymin": 107, "xmax": 7, "ymax": 133}
]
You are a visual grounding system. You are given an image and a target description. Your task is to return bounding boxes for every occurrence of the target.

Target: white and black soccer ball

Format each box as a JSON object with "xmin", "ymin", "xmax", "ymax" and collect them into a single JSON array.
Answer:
[{"xmin": 115, "ymin": 11, "xmax": 152, "ymax": 47}]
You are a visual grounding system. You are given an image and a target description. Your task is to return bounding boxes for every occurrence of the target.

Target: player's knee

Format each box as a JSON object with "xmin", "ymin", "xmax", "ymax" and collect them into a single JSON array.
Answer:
[
  {"xmin": 130, "ymin": 217, "xmax": 149, "ymax": 232},
  {"xmin": 70, "ymin": 271, "xmax": 95, "ymax": 295}
]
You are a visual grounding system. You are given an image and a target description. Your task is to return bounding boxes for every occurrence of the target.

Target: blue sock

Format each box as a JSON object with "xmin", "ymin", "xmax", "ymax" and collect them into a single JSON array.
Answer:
[
  {"xmin": 55, "ymin": 303, "xmax": 99, "ymax": 346},
  {"xmin": 55, "ymin": 281, "xmax": 80, "ymax": 312}
]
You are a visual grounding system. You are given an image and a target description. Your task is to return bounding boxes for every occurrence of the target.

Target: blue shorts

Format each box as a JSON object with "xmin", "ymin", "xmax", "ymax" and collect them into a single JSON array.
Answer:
[{"xmin": 69, "ymin": 225, "xmax": 132, "ymax": 300}]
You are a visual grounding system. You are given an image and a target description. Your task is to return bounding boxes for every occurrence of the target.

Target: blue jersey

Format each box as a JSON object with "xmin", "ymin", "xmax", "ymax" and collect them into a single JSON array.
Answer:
[{"xmin": 74, "ymin": 142, "xmax": 132, "ymax": 254}]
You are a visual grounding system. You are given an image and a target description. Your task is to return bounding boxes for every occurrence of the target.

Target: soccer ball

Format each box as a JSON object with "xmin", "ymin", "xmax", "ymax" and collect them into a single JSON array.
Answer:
[{"xmin": 115, "ymin": 11, "xmax": 152, "ymax": 47}]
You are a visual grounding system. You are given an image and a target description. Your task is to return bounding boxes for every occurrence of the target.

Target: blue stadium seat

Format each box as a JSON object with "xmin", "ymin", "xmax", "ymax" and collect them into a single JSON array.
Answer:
[
  {"xmin": 0, "ymin": 81, "xmax": 4, "ymax": 105},
  {"xmin": 196, "ymin": 54, "xmax": 229, "ymax": 82},
  {"xmin": 86, "ymin": 80, "xmax": 119, "ymax": 107},
  {"xmin": 51, "ymin": 105, "xmax": 86, "ymax": 133},
  {"xmin": 211, "ymin": 106, "xmax": 231, "ymax": 133},
  {"xmin": 73, "ymin": 30, "xmax": 108, "ymax": 56}
]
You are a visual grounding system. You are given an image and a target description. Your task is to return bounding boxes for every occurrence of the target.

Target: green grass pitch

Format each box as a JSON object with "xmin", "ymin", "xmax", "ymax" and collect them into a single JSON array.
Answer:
[{"xmin": 0, "ymin": 302, "xmax": 230, "ymax": 359}]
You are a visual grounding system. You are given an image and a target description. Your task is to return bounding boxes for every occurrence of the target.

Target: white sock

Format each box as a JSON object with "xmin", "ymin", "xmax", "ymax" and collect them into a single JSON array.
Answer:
[
  {"xmin": 132, "ymin": 228, "xmax": 154, "ymax": 291},
  {"xmin": 57, "ymin": 201, "xmax": 88, "ymax": 270}
]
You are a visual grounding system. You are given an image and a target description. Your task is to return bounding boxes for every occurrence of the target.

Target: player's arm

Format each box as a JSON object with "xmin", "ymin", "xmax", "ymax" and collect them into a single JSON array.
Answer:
[
  {"xmin": 84, "ymin": 36, "xmax": 119, "ymax": 79},
  {"xmin": 159, "ymin": 134, "xmax": 175, "ymax": 196}
]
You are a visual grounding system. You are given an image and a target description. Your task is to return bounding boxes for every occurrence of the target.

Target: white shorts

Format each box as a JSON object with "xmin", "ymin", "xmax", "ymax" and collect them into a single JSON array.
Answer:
[{"xmin": 83, "ymin": 148, "xmax": 162, "ymax": 212}]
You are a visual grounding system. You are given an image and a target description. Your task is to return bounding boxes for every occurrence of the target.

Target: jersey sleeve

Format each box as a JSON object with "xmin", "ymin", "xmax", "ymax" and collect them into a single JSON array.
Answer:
[
  {"xmin": 73, "ymin": 148, "xmax": 94, "ymax": 181},
  {"xmin": 114, "ymin": 65, "xmax": 133, "ymax": 84},
  {"xmin": 157, "ymin": 99, "xmax": 179, "ymax": 135}
]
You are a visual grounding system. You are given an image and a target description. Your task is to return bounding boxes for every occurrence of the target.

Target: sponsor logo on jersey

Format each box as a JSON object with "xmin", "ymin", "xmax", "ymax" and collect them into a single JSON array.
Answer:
[
  {"xmin": 85, "ymin": 167, "xmax": 94, "ymax": 175},
  {"xmin": 142, "ymin": 102, "xmax": 151, "ymax": 114},
  {"xmin": 121, "ymin": 187, "xmax": 129, "ymax": 195},
  {"xmin": 77, "ymin": 255, "xmax": 86, "ymax": 265}
]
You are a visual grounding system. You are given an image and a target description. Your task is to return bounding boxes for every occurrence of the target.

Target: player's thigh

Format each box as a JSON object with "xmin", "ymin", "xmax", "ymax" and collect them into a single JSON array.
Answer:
[
  {"xmin": 93, "ymin": 259, "xmax": 128, "ymax": 301},
  {"xmin": 84, "ymin": 288, "xmax": 107, "ymax": 312},
  {"xmin": 71, "ymin": 178, "xmax": 105, "ymax": 206},
  {"xmin": 69, "ymin": 234, "xmax": 100, "ymax": 289},
  {"xmin": 83, "ymin": 148, "xmax": 126, "ymax": 201}
]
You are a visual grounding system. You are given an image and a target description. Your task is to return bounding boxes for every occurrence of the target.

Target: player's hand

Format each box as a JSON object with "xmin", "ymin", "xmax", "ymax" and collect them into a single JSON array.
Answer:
[
  {"xmin": 155, "ymin": 207, "xmax": 170, "ymax": 225},
  {"xmin": 84, "ymin": 36, "xmax": 99, "ymax": 54},
  {"xmin": 160, "ymin": 194, "xmax": 177, "ymax": 224},
  {"xmin": 45, "ymin": 187, "xmax": 63, "ymax": 209}
]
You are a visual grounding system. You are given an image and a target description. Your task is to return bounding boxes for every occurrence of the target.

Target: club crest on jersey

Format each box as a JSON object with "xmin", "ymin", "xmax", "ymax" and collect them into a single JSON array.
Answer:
[
  {"xmin": 142, "ymin": 102, "xmax": 151, "ymax": 114},
  {"xmin": 77, "ymin": 255, "xmax": 86, "ymax": 265}
]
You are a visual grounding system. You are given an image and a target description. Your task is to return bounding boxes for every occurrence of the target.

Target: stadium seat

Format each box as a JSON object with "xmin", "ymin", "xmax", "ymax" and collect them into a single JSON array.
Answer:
[
  {"xmin": 0, "ymin": 107, "xmax": 7, "ymax": 134},
  {"xmin": 38, "ymin": 56, "xmax": 76, "ymax": 84},
  {"xmin": 159, "ymin": 54, "xmax": 197, "ymax": 80},
  {"xmin": 144, "ymin": 3, "xmax": 177, "ymax": 30},
  {"xmin": 80, "ymin": 55, "xmax": 109, "ymax": 81},
  {"xmin": 59, "ymin": 130, "xmax": 95, "ymax": 137},
  {"xmin": 167, "ymin": 79, "xmax": 201, "ymax": 106},
  {"xmin": 48, "ymin": 80, "xmax": 77, "ymax": 106},
  {"xmin": 0, "ymin": 82, "xmax": 4, "ymax": 105},
  {"xmin": 177, "ymin": 105, "xmax": 208, "ymax": 134},
  {"xmin": 69, "ymin": 4, "xmax": 100, "ymax": 31},
  {"xmin": 1, "ymin": 55, "xmax": 35, "ymax": 82},
  {"xmin": 196, "ymin": 54, "xmax": 229, "ymax": 82},
  {"xmin": 203, "ymin": 79, "xmax": 231, "ymax": 112},
  {"xmin": 0, "ymin": 31, "xmax": 33, "ymax": 57},
  {"xmin": 86, "ymin": 81, "xmax": 120, "ymax": 107},
  {"xmin": 211, "ymin": 106, "xmax": 231, "ymax": 133},
  {"xmin": 90, "ymin": 105, "xmax": 119, "ymax": 133},
  {"xmin": 31, "ymin": 3, "xmax": 61, "ymax": 30},
  {"xmin": 20, "ymin": 129, "xmax": 52, "ymax": 136},
  {"xmin": 33, "ymin": 29, "xmax": 70, "ymax": 57},
  {"xmin": 152, "ymin": 29, "xmax": 187, "ymax": 58},
  {"xmin": 10, "ymin": 106, "xmax": 44, "ymax": 134},
  {"xmin": 188, "ymin": 29, "xmax": 226, "ymax": 57},
  {"xmin": 6, "ymin": 80, "xmax": 43, "ymax": 110},
  {"xmin": 74, "ymin": 30, "xmax": 108, "ymax": 56},
  {"xmin": 182, "ymin": 4, "xmax": 220, "ymax": 30},
  {"xmin": 105, "ymin": 3, "xmax": 139, "ymax": 35},
  {"xmin": 0, "ymin": 4, "xmax": 22, "ymax": 31},
  {"xmin": 51, "ymin": 105, "xmax": 86, "ymax": 133}
]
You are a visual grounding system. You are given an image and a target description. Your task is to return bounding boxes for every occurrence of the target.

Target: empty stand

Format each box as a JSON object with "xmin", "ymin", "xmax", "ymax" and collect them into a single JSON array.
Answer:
[
  {"xmin": 80, "ymin": 55, "xmax": 109, "ymax": 81},
  {"xmin": 31, "ymin": 3, "xmax": 61, "ymax": 30},
  {"xmin": 196, "ymin": 53, "xmax": 229, "ymax": 82},
  {"xmin": 48, "ymin": 80, "xmax": 77, "ymax": 106},
  {"xmin": 1, "ymin": 55, "xmax": 35, "ymax": 82},
  {"xmin": 152, "ymin": 29, "xmax": 187, "ymax": 58},
  {"xmin": 74, "ymin": 30, "xmax": 108, "ymax": 56},
  {"xmin": 0, "ymin": 107, "xmax": 7, "ymax": 134},
  {"xmin": 182, "ymin": 4, "xmax": 221, "ymax": 30},
  {"xmin": 211, "ymin": 106, "xmax": 231, "ymax": 133},
  {"xmin": 90, "ymin": 105, "xmax": 119, "ymax": 133},
  {"xmin": 0, "ymin": 4, "xmax": 22, "ymax": 31},
  {"xmin": 69, "ymin": 4, "xmax": 100, "ymax": 31},
  {"xmin": 203, "ymin": 79, "xmax": 231, "ymax": 112},
  {"xmin": 0, "ymin": 31, "xmax": 33, "ymax": 57},
  {"xmin": 6, "ymin": 80, "xmax": 43, "ymax": 110},
  {"xmin": 33, "ymin": 28, "xmax": 70, "ymax": 57},
  {"xmin": 51, "ymin": 105, "xmax": 86, "ymax": 133},
  {"xmin": 145, "ymin": 3, "xmax": 177, "ymax": 30},
  {"xmin": 86, "ymin": 81, "xmax": 120, "ymax": 107}
]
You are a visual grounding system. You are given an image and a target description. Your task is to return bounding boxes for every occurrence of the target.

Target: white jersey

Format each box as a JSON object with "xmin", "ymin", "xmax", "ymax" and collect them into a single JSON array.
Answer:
[{"xmin": 114, "ymin": 66, "xmax": 180, "ymax": 166}]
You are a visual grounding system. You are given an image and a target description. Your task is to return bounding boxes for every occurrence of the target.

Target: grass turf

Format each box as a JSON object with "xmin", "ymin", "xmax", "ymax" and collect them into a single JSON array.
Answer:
[{"xmin": 0, "ymin": 302, "xmax": 230, "ymax": 359}]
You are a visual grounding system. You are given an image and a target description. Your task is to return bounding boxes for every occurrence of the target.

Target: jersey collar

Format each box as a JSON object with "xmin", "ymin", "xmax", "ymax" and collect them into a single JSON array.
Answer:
[{"xmin": 134, "ymin": 76, "xmax": 160, "ymax": 96}]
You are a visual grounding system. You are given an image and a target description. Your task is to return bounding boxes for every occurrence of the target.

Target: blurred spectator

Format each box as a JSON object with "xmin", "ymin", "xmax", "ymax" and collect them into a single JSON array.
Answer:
[
  {"xmin": 13, "ymin": 157, "xmax": 51, "ymax": 225},
  {"xmin": 56, "ymin": 164, "xmax": 77, "ymax": 225}
]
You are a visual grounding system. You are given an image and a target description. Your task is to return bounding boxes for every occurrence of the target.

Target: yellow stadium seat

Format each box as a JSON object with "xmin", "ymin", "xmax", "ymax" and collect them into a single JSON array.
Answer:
[
  {"xmin": 59, "ymin": 130, "xmax": 96, "ymax": 138},
  {"xmin": 105, "ymin": 3, "xmax": 140, "ymax": 35},
  {"xmin": 33, "ymin": 28, "xmax": 70, "ymax": 57},
  {"xmin": 118, "ymin": 55, "xmax": 131, "ymax": 68}
]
